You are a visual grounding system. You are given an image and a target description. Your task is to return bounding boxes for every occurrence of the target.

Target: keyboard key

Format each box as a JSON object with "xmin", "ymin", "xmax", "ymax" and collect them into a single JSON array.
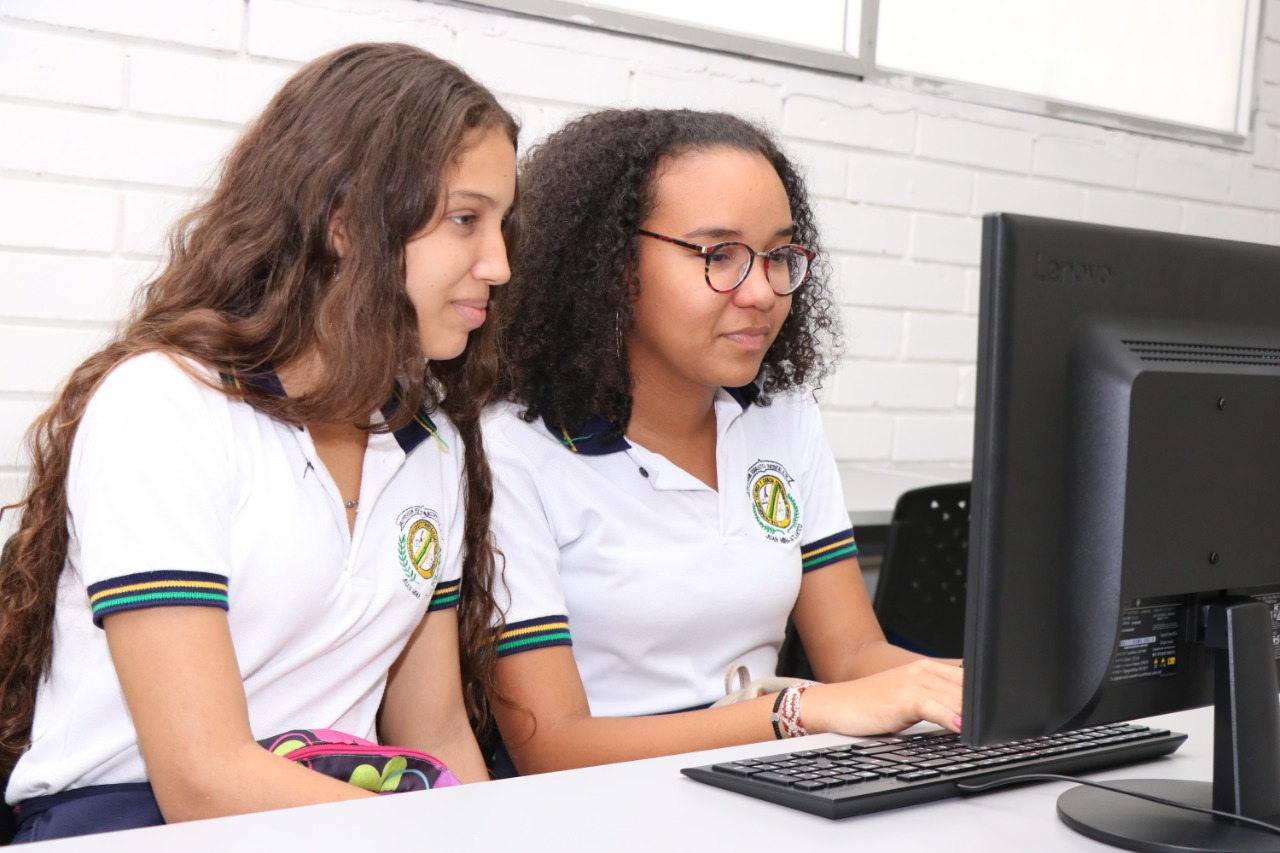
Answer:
[
  {"xmin": 937, "ymin": 763, "xmax": 978, "ymax": 775},
  {"xmin": 750, "ymin": 772, "xmax": 796, "ymax": 786},
  {"xmin": 710, "ymin": 763, "xmax": 759, "ymax": 777}
]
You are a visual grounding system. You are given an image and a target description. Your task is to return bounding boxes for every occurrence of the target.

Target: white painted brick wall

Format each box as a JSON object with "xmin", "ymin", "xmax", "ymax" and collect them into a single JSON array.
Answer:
[
  {"xmin": 0, "ymin": 326, "xmax": 110, "ymax": 394},
  {"xmin": 0, "ymin": 178, "xmax": 118, "ymax": 253},
  {"xmin": 790, "ymin": 142, "xmax": 848, "ymax": 200},
  {"xmin": 2, "ymin": 0, "xmax": 1279, "ymax": 529},
  {"xmin": 129, "ymin": 48, "xmax": 295, "ymax": 124},
  {"xmin": 121, "ymin": 190, "xmax": 196, "ymax": 257},
  {"xmin": 1032, "ymin": 133, "xmax": 1138, "ymax": 189},
  {"xmin": 820, "ymin": 411, "xmax": 894, "ymax": 460},
  {"xmin": 4, "ymin": 0, "xmax": 244, "ymax": 51},
  {"xmin": 0, "ymin": 27, "xmax": 125, "ymax": 109},
  {"xmin": 0, "ymin": 254, "xmax": 136, "ymax": 323},
  {"xmin": 971, "ymin": 173, "xmax": 1086, "ymax": 220},
  {"xmin": 458, "ymin": 30, "xmax": 633, "ymax": 108},
  {"xmin": 632, "ymin": 67, "xmax": 783, "ymax": 123},
  {"xmin": 916, "ymin": 115, "xmax": 1034, "ymax": 174},
  {"xmin": 0, "ymin": 103, "xmax": 238, "ymax": 187},
  {"xmin": 841, "ymin": 307, "xmax": 905, "ymax": 359},
  {"xmin": 1181, "ymin": 202, "xmax": 1272, "ymax": 243},
  {"xmin": 847, "ymin": 152, "xmax": 972, "ymax": 215},
  {"xmin": 893, "ymin": 415, "xmax": 975, "ymax": 462},
  {"xmin": 840, "ymin": 257, "xmax": 966, "ymax": 312},
  {"xmin": 832, "ymin": 361, "xmax": 961, "ymax": 409},
  {"xmin": 247, "ymin": 0, "xmax": 454, "ymax": 62},
  {"xmin": 902, "ymin": 313, "xmax": 979, "ymax": 362},
  {"xmin": 909, "ymin": 213, "xmax": 982, "ymax": 265},
  {"xmin": 783, "ymin": 94, "xmax": 916, "ymax": 154},
  {"xmin": 1136, "ymin": 140, "xmax": 1234, "ymax": 202},
  {"xmin": 1082, "ymin": 188, "xmax": 1183, "ymax": 232}
]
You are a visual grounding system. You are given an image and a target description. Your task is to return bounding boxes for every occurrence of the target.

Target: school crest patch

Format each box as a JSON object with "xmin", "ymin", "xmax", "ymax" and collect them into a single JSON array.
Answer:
[
  {"xmin": 397, "ymin": 505, "xmax": 442, "ymax": 599},
  {"xmin": 747, "ymin": 459, "xmax": 802, "ymax": 544}
]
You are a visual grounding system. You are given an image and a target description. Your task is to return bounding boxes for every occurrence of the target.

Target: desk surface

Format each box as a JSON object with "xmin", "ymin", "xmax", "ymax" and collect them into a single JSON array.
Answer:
[{"xmin": 39, "ymin": 707, "xmax": 1221, "ymax": 852}]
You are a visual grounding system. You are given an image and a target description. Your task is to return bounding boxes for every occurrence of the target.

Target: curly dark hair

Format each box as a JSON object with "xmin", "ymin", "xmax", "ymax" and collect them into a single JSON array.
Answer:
[{"xmin": 497, "ymin": 109, "xmax": 841, "ymax": 437}]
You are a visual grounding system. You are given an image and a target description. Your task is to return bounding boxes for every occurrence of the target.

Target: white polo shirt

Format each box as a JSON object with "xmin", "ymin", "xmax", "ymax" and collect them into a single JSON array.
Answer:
[
  {"xmin": 8, "ymin": 352, "xmax": 464, "ymax": 804},
  {"xmin": 485, "ymin": 387, "xmax": 856, "ymax": 718}
]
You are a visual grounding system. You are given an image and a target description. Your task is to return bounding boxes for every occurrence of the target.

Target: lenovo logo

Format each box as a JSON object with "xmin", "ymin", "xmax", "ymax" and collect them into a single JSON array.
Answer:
[{"xmin": 1036, "ymin": 252, "xmax": 1112, "ymax": 286}]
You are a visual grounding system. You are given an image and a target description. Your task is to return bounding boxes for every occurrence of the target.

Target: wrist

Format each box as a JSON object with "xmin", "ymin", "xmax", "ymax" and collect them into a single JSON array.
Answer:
[{"xmin": 769, "ymin": 681, "xmax": 814, "ymax": 739}]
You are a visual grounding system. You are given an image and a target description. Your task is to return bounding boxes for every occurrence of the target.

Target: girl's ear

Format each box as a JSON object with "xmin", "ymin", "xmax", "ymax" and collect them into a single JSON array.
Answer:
[{"xmin": 328, "ymin": 208, "xmax": 349, "ymax": 259}]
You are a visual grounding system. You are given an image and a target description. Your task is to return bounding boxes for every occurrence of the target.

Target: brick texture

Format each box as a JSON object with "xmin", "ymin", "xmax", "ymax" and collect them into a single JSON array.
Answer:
[{"xmin": 1, "ymin": 0, "xmax": 1277, "ymax": 482}]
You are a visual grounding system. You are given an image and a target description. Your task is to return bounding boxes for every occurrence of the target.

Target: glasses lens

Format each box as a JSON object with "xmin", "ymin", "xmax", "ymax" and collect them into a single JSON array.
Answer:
[
  {"xmin": 705, "ymin": 243, "xmax": 752, "ymax": 292},
  {"xmin": 767, "ymin": 246, "xmax": 811, "ymax": 294}
]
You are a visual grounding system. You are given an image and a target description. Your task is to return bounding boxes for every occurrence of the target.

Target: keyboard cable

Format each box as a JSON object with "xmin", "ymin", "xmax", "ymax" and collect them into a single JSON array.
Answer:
[{"xmin": 954, "ymin": 774, "xmax": 1280, "ymax": 839}]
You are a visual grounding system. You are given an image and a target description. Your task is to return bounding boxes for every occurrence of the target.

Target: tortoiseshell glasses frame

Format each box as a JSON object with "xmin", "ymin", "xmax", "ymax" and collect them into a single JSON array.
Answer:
[{"xmin": 636, "ymin": 229, "xmax": 815, "ymax": 295}]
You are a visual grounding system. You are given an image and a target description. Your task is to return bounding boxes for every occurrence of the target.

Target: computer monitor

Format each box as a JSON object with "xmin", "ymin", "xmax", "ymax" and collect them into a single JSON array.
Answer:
[{"xmin": 962, "ymin": 213, "xmax": 1280, "ymax": 851}]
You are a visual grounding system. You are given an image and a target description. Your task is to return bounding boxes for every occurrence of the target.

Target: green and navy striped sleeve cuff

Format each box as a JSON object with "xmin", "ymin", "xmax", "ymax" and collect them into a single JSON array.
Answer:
[
  {"xmin": 495, "ymin": 615, "xmax": 572, "ymax": 657},
  {"xmin": 428, "ymin": 579, "xmax": 460, "ymax": 611},
  {"xmin": 801, "ymin": 528, "xmax": 858, "ymax": 573},
  {"xmin": 87, "ymin": 570, "xmax": 229, "ymax": 628}
]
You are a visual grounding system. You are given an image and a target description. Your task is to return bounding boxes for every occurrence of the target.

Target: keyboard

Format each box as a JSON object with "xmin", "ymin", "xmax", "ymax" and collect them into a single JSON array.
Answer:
[{"xmin": 681, "ymin": 722, "xmax": 1187, "ymax": 819}]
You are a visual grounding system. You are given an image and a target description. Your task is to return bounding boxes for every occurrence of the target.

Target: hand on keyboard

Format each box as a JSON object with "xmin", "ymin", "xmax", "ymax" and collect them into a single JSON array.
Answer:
[{"xmin": 803, "ymin": 659, "xmax": 964, "ymax": 737}]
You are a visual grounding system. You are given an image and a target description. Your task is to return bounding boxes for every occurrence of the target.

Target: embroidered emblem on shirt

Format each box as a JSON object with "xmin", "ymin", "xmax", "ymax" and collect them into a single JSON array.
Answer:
[
  {"xmin": 747, "ymin": 459, "xmax": 802, "ymax": 544},
  {"xmin": 397, "ymin": 505, "xmax": 443, "ymax": 599}
]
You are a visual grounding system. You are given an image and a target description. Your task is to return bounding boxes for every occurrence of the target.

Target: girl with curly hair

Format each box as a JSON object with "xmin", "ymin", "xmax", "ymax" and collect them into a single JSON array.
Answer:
[
  {"xmin": 0, "ymin": 43, "xmax": 515, "ymax": 840},
  {"xmin": 484, "ymin": 108, "xmax": 962, "ymax": 774}
]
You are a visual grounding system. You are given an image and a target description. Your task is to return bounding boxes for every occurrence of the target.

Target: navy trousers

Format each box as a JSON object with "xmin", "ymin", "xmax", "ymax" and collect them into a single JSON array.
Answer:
[{"xmin": 11, "ymin": 783, "xmax": 164, "ymax": 843}]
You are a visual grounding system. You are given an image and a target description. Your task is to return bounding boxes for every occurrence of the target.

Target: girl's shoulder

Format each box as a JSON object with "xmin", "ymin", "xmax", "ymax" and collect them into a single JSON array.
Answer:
[
  {"xmin": 481, "ymin": 400, "xmax": 571, "ymax": 461},
  {"xmin": 747, "ymin": 385, "xmax": 822, "ymax": 426},
  {"xmin": 90, "ymin": 351, "xmax": 224, "ymax": 413}
]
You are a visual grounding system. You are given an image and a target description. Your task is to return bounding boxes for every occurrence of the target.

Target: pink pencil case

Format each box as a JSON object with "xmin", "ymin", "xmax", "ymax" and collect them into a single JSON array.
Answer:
[{"xmin": 261, "ymin": 728, "xmax": 461, "ymax": 793}]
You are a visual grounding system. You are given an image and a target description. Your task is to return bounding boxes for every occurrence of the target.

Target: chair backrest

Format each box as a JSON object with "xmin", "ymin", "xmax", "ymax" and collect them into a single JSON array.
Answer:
[{"xmin": 871, "ymin": 481, "xmax": 971, "ymax": 659}]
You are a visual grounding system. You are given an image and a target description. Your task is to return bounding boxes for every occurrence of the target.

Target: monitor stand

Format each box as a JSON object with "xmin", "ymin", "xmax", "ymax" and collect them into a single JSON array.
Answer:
[{"xmin": 1057, "ymin": 597, "xmax": 1280, "ymax": 852}]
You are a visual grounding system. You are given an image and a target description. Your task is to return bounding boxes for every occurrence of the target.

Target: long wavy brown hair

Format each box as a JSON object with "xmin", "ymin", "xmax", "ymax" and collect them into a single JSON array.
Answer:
[
  {"xmin": 498, "ymin": 109, "xmax": 840, "ymax": 435},
  {"xmin": 0, "ymin": 42, "xmax": 515, "ymax": 775}
]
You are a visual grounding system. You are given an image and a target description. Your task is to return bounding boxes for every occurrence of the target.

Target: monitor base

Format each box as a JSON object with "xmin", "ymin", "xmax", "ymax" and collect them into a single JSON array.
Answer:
[{"xmin": 1057, "ymin": 779, "xmax": 1280, "ymax": 853}]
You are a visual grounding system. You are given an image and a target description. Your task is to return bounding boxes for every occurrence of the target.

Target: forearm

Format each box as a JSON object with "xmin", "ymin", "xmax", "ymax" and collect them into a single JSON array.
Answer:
[
  {"xmin": 503, "ymin": 694, "xmax": 780, "ymax": 774},
  {"xmin": 406, "ymin": 713, "xmax": 489, "ymax": 784},
  {"xmin": 152, "ymin": 740, "xmax": 375, "ymax": 823},
  {"xmin": 835, "ymin": 636, "xmax": 930, "ymax": 679}
]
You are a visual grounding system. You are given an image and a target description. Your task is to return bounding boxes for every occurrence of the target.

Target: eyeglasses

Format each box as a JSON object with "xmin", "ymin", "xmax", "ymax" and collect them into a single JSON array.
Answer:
[{"xmin": 636, "ymin": 229, "xmax": 815, "ymax": 295}]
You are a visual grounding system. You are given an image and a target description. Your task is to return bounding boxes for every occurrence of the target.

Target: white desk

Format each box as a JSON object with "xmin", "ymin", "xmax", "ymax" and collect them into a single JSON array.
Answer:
[{"xmin": 37, "ymin": 707, "xmax": 1220, "ymax": 852}]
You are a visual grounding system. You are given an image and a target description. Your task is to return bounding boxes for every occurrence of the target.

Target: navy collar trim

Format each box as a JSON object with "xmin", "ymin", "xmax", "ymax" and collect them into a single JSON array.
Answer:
[
  {"xmin": 220, "ymin": 368, "xmax": 445, "ymax": 455},
  {"xmin": 221, "ymin": 367, "xmax": 286, "ymax": 399},
  {"xmin": 544, "ymin": 384, "xmax": 758, "ymax": 456},
  {"xmin": 383, "ymin": 389, "xmax": 449, "ymax": 455}
]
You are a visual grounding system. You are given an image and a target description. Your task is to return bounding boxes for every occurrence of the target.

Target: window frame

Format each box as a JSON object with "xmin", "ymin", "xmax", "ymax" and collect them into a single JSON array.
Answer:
[{"xmin": 452, "ymin": 0, "xmax": 1264, "ymax": 150}]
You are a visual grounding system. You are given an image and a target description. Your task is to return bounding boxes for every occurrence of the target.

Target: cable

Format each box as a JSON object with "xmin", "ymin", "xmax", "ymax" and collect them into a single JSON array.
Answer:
[{"xmin": 954, "ymin": 774, "xmax": 1280, "ymax": 839}]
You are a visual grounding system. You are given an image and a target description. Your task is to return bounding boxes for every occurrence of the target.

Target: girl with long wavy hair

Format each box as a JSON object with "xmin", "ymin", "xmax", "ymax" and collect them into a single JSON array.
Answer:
[
  {"xmin": 0, "ymin": 42, "xmax": 515, "ymax": 841},
  {"xmin": 484, "ymin": 109, "xmax": 962, "ymax": 775}
]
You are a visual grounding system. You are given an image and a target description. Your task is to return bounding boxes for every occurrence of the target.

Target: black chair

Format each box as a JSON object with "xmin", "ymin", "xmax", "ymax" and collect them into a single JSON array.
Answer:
[{"xmin": 871, "ymin": 481, "xmax": 971, "ymax": 659}]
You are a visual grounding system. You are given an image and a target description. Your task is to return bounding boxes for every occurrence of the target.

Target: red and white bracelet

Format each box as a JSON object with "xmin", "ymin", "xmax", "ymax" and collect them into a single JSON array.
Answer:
[{"xmin": 770, "ymin": 681, "xmax": 814, "ymax": 739}]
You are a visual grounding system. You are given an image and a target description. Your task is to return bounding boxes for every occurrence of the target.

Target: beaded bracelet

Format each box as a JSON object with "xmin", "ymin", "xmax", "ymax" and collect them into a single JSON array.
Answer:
[{"xmin": 770, "ymin": 681, "xmax": 814, "ymax": 739}]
